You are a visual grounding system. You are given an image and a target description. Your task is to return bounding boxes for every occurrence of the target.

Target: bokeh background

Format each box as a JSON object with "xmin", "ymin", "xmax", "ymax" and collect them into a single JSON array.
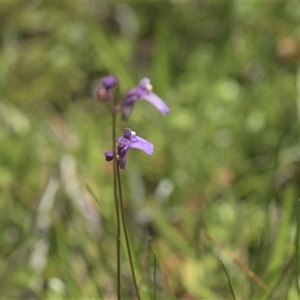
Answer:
[{"xmin": 1, "ymin": 1, "xmax": 300, "ymax": 299}]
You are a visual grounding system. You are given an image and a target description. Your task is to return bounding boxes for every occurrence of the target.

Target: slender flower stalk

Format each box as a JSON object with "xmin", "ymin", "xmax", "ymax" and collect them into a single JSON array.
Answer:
[
  {"xmin": 111, "ymin": 83, "xmax": 122, "ymax": 300},
  {"xmin": 112, "ymin": 111, "xmax": 121, "ymax": 300},
  {"xmin": 116, "ymin": 164, "xmax": 141, "ymax": 300}
]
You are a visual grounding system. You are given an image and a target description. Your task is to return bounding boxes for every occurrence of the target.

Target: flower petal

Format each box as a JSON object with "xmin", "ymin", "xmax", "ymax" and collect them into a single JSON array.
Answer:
[
  {"xmin": 142, "ymin": 92, "xmax": 170, "ymax": 115},
  {"xmin": 118, "ymin": 152, "xmax": 127, "ymax": 169},
  {"xmin": 117, "ymin": 128, "xmax": 132, "ymax": 142},
  {"xmin": 117, "ymin": 141, "xmax": 130, "ymax": 169},
  {"xmin": 123, "ymin": 128, "xmax": 132, "ymax": 139},
  {"xmin": 139, "ymin": 78, "xmax": 152, "ymax": 92},
  {"xmin": 121, "ymin": 103, "xmax": 135, "ymax": 121},
  {"xmin": 130, "ymin": 136, "xmax": 154, "ymax": 155}
]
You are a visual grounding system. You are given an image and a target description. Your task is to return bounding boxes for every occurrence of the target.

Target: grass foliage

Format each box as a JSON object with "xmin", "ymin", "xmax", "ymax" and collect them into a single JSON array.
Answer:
[{"xmin": 1, "ymin": 1, "xmax": 300, "ymax": 299}]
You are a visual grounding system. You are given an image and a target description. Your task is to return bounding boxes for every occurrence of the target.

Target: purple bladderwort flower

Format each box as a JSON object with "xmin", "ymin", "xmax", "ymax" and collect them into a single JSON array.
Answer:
[
  {"xmin": 116, "ymin": 78, "xmax": 170, "ymax": 121},
  {"xmin": 96, "ymin": 74, "xmax": 119, "ymax": 103},
  {"xmin": 115, "ymin": 128, "xmax": 153, "ymax": 169}
]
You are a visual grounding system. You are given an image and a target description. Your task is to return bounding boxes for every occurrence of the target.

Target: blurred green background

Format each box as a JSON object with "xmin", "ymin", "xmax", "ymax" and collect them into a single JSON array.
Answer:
[{"xmin": 1, "ymin": 1, "xmax": 300, "ymax": 299}]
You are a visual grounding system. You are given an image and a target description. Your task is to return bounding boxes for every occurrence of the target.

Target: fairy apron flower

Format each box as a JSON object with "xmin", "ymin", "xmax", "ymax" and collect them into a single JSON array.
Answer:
[{"xmin": 117, "ymin": 78, "xmax": 170, "ymax": 120}]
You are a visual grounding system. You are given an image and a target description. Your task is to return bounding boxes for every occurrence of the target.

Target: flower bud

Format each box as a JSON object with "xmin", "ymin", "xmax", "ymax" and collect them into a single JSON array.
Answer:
[
  {"xmin": 96, "ymin": 87, "xmax": 112, "ymax": 102},
  {"xmin": 105, "ymin": 151, "xmax": 115, "ymax": 161},
  {"xmin": 101, "ymin": 75, "xmax": 119, "ymax": 89}
]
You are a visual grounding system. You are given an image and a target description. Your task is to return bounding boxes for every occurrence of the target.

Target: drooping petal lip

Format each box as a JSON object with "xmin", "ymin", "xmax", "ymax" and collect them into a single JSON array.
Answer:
[
  {"xmin": 142, "ymin": 92, "xmax": 170, "ymax": 115},
  {"xmin": 130, "ymin": 136, "xmax": 154, "ymax": 155}
]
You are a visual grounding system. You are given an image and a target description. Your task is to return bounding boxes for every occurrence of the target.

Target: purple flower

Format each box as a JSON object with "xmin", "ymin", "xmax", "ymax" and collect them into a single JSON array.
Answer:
[
  {"xmin": 117, "ymin": 128, "xmax": 154, "ymax": 169},
  {"xmin": 118, "ymin": 78, "xmax": 170, "ymax": 121}
]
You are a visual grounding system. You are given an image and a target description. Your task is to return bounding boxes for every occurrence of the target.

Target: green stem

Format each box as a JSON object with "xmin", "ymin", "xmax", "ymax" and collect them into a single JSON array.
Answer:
[
  {"xmin": 153, "ymin": 253, "xmax": 157, "ymax": 300},
  {"xmin": 220, "ymin": 260, "xmax": 237, "ymax": 300},
  {"xmin": 116, "ymin": 165, "xmax": 141, "ymax": 300},
  {"xmin": 295, "ymin": 199, "xmax": 300, "ymax": 295},
  {"xmin": 112, "ymin": 111, "xmax": 121, "ymax": 300}
]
